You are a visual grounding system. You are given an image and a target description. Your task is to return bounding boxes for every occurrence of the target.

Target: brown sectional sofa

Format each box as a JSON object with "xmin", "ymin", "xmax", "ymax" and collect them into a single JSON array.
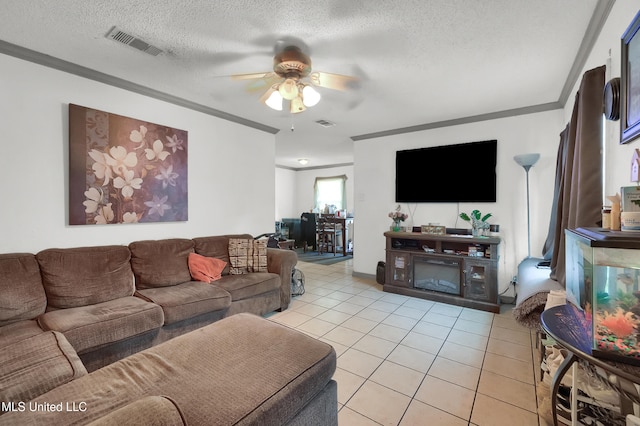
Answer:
[
  {"xmin": 0, "ymin": 235, "xmax": 338, "ymax": 425},
  {"xmin": 22, "ymin": 234, "xmax": 295, "ymax": 371}
]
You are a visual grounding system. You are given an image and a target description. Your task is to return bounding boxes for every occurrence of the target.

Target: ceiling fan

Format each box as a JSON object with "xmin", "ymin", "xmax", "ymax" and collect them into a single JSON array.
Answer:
[{"xmin": 230, "ymin": 43, "xmax": 360, "ymax": 114}]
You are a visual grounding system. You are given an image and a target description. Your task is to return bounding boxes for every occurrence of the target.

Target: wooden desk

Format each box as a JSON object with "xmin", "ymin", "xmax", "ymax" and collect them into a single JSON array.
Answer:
[{"xmin": 540, "ymin": 305, "xmax": 640, "ymax": 425}]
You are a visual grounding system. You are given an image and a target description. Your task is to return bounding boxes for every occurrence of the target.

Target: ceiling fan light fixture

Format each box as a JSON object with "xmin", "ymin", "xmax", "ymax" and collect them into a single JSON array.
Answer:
[
  {"xmin": 278, "ymin": 78, "xmax": 299, "ymax": 100},
  {"xmin": 302, "ymin": 85, "xmax": 321, "ymax": 107},
  {"xmin": 264, "ymin": 90, "xmax": 283, "ymax": 111},
  {"xmin": 290, "ymin": 96, "xmax": 306, "ymax": 113}
]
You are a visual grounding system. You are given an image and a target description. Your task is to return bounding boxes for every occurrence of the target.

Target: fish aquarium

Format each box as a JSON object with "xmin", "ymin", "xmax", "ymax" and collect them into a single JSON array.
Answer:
[{"xmin": 565, "ymin": 227, "xmax": 640, "ymax": 366}]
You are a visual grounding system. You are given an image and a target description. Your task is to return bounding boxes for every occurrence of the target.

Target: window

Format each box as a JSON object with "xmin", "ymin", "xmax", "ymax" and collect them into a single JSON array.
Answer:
[{"xmin": 314, "ymin": 175, "xmax": 347, "ymax": 211}]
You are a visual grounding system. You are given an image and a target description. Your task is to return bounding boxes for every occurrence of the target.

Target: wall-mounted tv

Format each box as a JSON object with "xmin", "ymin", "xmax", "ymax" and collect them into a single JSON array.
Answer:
[{"xmin": 395, "ymin": 140, "xmax": 497, "ymax": 203}]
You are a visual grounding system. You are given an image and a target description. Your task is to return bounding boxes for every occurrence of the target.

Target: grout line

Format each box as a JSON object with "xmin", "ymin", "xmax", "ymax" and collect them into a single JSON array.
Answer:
[{"xmin": 284, "ymin": 264, "xmax": 540, "ymax": 424}]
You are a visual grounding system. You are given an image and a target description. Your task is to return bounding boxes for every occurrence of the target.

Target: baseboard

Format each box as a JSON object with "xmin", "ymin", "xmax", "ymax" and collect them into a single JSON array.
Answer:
[
  {"xmin": 352, "ymin": 271, "xmax": 376, "ymax": 281},
  {"xmin": 500, "ymin": 295, "xmax": 516, "ymax": 305}
]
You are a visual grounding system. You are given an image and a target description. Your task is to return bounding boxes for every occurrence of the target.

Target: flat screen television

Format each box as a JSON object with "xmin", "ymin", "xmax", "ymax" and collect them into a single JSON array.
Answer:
[{"xmin": 395, "ymin": 140, "xmax": 497, "ymax": 203}]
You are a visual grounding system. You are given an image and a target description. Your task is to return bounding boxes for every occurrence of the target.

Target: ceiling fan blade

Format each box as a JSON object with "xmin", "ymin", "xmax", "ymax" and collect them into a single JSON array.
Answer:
[
  {"xmin": 245, "ymin": 73, "xmax": 283, "ymax": 93},
  {"xmin": 259, "ymin": 85, "xmax": 277, "ymax": 104},
  {"xmin": 249, "ymin": 34, "xmax": 310, "ymax": 56},
  {"xmin": 229, "ymin": 72, "xmax": 283, "ymax": 94},
  {"xmin": 230, "ymin": 71, "xmax": 273, "ymax": 81},
  {"xmin": 309, "ymin": 71, "xmax": 360, "ymax": 91}
]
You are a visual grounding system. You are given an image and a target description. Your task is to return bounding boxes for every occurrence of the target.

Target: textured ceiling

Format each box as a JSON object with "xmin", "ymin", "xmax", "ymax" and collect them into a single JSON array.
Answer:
[{"xmin": 0, "ymin": 0, "xmax": 605, "ymax": 168}]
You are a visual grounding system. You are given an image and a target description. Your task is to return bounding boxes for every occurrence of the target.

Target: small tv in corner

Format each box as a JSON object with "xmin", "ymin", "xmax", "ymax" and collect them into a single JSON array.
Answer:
[{"xmin": 395, "ymin": 140, "xmax": 497, "ymax": 203}]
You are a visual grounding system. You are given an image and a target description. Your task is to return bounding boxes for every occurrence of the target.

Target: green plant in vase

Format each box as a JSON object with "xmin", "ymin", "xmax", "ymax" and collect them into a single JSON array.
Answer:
[{"xmin": 459, "ymin": 210, "xmax": 492, "ymax": 237}]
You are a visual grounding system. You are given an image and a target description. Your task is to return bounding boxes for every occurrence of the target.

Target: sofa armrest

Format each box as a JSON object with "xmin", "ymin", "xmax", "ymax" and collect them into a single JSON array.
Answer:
[{"xmin": 267, "ymin": 248, "xmax": 297, "ymax": 311}]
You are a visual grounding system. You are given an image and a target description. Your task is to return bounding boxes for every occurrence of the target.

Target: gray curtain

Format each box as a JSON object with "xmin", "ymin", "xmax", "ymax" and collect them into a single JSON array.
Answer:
[
  {"xmin": 548, "ymin": 65, "xmax": 605, "ymax": 286},
  {"xmin": 542, "ymin": 125, "xmax": 569, "ymax": 261}
]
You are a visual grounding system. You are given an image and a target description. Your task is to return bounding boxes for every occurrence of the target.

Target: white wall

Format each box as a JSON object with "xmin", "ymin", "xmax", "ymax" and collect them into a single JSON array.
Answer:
[
  {"xmin": 563, "ymin": 1, "xmax": 639, "ymax": 198},
  {"xmin": 275, "ymin": 167, "xmax": 297, "ymax": 221},
  {"xmin": 353, "ymin": 110, "xmax": 564, "ymax": 294},
  {"xmin": 352, "ymin": 1, "xmax": 640, "ymax": 290},
  {"xmin": 0, "ymin": 54, "xmax": 276, "ymax": 253}
]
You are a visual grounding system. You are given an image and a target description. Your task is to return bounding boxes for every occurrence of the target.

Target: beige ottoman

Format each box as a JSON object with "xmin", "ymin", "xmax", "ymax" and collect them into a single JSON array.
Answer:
[{"xmin": 0, "ymin": 313, "xmax": 337, "ymax": 425}]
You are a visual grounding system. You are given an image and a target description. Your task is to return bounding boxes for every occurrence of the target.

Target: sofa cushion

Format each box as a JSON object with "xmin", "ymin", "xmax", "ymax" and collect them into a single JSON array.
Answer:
[
  {"xmin": 0, "ymin": 319, "xmax": 45, "ymax": 347},
  {"xmin": 136, "ymin": 282, "xmax": 231, "ymax": 325},
  {"xmin": 0, "ymin": 313, "xmax": 336, "ymax": 425},
  {"xmin": 192, "ymin": 234, "xmax": 253, "ymax": 276},
  {"xmin": 0, "ymin": 331, "xmax": 87, "ymax": 406},
  {"xmin": 38, "ymin": 296, "xmax": 164, "ymax": 354},
  {"xmin": 87, "ymin": 396, "xmax": 186, "ymax": 426},
  {"xmin": 187, "ymin": 253, "xmax": 226, "ymax": 283},
  {"xmin": 129, "ymin": 239, "xmax": 194, "ymax": 288},
  {"xmin": 214, "ymin": 272, "xmax": 279, "ymax": 302},
  {"xmin": 0, "ymin": 253, "xmax": 47, "ymax": 326},
  {"xmin": 36, "ymin": 246, "xmax": 134, "ymax": 309},
  {"xmin": 228, "ymin": 238, "xmax": 267, "ymax": 274}
]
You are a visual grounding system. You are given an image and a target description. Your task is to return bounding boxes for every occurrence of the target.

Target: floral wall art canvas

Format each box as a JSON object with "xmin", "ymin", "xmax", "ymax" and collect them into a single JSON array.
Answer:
[{"xmin": 69, "ymin": 104, "xmax": 188, "ymax": 225}]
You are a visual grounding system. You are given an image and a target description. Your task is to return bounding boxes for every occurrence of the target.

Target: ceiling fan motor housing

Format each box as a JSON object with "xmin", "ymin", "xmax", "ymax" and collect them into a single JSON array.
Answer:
[{"xmin": 273, "ymin": 46, "xmax": 311, "ymax": 78}]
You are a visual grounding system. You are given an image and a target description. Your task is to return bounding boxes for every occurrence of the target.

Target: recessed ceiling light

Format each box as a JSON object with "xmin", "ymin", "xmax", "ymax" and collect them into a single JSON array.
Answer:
[{"xmin": 298, "ymin": 159, "xmax": 309, "ymax": 165}]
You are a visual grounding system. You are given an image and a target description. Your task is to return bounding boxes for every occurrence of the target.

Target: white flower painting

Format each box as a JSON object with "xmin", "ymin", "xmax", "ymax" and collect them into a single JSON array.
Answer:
[{"xmin": 69, "ymin": 104, "xmax": 188, "ymax": 225}]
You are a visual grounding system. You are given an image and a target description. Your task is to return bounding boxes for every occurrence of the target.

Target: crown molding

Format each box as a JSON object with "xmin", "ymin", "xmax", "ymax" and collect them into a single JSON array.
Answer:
[
  {"xmin": 0, "ymin": 40, "xmax": 280, "ymax": 135},
  {"xmin": 351, "ymin": 1, "xmax": 615, "ymax": 142},
  {"xmin": 558, "ymin": 0, "xmax": 615, "ymax": 105},
  {"xmin": 351, "ymin": 102, "xmax": 562, "ymax": 141},
  {"xmin": 276, "ymin": 162, "xmax": 354, "ymax": 171}
]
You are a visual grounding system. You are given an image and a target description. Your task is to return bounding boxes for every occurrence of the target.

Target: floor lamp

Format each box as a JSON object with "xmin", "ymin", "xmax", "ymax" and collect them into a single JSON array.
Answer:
[{"xmin": 514, "ymin": 153, "xmax": 540, "ymax": 258}]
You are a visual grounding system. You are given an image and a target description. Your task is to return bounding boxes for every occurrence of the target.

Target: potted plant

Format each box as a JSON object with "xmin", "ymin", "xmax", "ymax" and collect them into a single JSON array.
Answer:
[{"xmin": 459, "ymin": 210, "xmax": 492, "ymax": 237}]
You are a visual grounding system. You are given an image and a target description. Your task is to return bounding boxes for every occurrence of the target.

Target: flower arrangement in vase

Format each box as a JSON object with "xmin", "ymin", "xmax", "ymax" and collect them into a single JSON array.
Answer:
[
  {"xmin": 459, "ymin": 210, "xmax": 492, "ymax": 237},
  {"xmin": 389, "ymin": 205, "xmax": 409, "ymax": 231}
]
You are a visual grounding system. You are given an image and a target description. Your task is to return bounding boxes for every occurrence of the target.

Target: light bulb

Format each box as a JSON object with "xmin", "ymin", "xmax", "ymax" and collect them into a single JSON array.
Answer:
[
  {"xmin": 278, "ymin": 78, "xmax": 299, "ymax": 100},
  {"xmin": 298, "ymin": 158, "xmax": 309, "ymax": 165},
  {"xmin": 265, "ymin": 91, "xmax": 283, "ymax": 110},
  {"xmin": 302, "ymin": 85, "xmax": 321, "ymax": 107}
]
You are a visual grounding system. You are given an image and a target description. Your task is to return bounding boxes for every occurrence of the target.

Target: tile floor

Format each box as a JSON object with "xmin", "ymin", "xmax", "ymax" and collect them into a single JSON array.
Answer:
[{"xmin": 267, "ymin": 257, "xmax": 543, "ymax": 426}]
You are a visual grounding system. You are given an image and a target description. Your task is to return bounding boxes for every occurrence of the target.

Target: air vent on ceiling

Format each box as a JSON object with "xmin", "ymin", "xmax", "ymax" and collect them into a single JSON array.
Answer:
[
  {"xmin": 105, "ymin": 26, "xmax": 163, "ymax": 56},
  {"xmin": 315, "ymin": 119, "xmax": 335, "ymax": 128}
]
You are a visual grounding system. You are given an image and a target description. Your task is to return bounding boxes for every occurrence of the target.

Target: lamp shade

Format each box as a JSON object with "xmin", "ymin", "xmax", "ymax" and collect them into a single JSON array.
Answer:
[
  {"xmin": 302, "ymin": 85, "xmax": 321, "ymax": 107},
  {"xmin": 264, "ymin": 90, "xmax": 283, "ymax": 111},
  {"xmin": 514, "ymin": 153, "xmax": 540, "ymax": 168},
  {"xmin": 278, "ymin": 78, "xmax": 299, "ymax": 100}
]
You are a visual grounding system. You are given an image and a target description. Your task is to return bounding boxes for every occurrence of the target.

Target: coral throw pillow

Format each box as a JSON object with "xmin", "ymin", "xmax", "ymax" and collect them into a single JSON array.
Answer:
[{"xmin": 188, "ymin": 253, "xmax": 226, "ymax": 283}]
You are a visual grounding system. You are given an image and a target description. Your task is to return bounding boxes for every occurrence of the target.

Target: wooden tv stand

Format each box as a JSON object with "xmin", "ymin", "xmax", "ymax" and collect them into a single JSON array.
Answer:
[{"xmin": 384, "ymin": 231, "xmax": 501, "ymax": 313}]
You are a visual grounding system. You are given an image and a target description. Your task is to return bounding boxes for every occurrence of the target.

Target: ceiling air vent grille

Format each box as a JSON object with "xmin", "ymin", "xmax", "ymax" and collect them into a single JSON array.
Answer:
[
  {"xmin": 105, "ymin": 26, "xmax": 163, "ymax": 56},
  {"xmin": 315, "ymin": 119, "xmax": 335, "ymax": 128}
]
